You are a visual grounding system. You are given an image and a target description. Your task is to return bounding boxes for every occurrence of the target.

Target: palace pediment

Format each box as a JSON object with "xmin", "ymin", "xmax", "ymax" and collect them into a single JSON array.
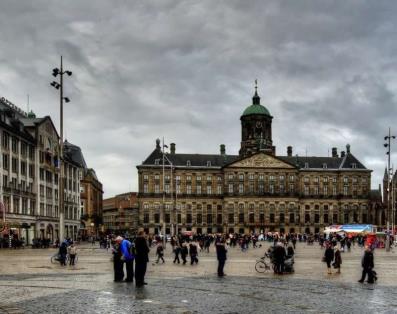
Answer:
[{"xmin": 225, "ymin": 153, "xmax": 295, "ymax": 169}]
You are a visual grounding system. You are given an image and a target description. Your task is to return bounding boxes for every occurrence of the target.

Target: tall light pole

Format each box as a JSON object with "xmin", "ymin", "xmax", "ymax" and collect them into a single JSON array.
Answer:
[
  {"xmin": 51, "ymin": 56, "xmax": 72, "ymax": 242},
  {"xmin": 384, "ymin": 127, "xmax": 395, "ymax": 252}
]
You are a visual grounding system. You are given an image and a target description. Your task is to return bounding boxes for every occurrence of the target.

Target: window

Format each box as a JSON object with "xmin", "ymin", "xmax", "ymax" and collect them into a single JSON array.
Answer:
[
  {"xmin": 2, "ymin": 132, "xmax": 9, "ymax": 149},
  {"xmin": 29, "ymin": 164, "xmax": 34, "ymax": 178},
  {"xmin": 186, "ymin": 175, "xmax": 191, "ymax": 182},
  {"xmin": 259, "ymin": 174, "xmax": 264, "ymax": 181},
  {"xmin": 197, "ymin": 213, "xmax": 202, "ymax": 224},
  {"xmin": 324, "ymin": 214, "xmax": 329, "ymax": 224},
  {"xmin": 260, "ymin": 213, "xmax": 265, "ymax": 224},
  {"xmin": 238, "ymin": 213, "xmax": 244, "ymax": 223},
  {"xmin": 11, "ymin": 158, "xmax": 17, "ymax": 173},
  {"xmin": 323, "ymin": 176, "xmax": 328, "ymax": 183},
  {"xmin": 143, "ymin": 213, "xmax": 149, "ymax": 224},
  {"xmin": 343, "ymin": 186, "xmax": 348, "ymax": 196},
  {"xmin": 196, "ymin": 185, "xmax": 202, "ymax": 195},
  {"xmin": 176, "ymin": 184, "xmax": 181, "ymax": 194},
  {"xmin": 186, "ymin": 213, "xmax": 192, "ymax": 224},
  {"xmin": 314, "ymin": 177, "xmax": 319, "ymax": 183},
  {"xmin": 304, "ymin": 186, "xmax": 309, "ymax": 196},
  {"xmin": 11, "ymin": 137, "xmax": 18, "ymax": 153},
  {"xmin": 155, "ymin": 184, "xmax": 160, "ymax": 194},
  {"xmin": 289, "ymin": 175, "xmax": 294, "ymax": 181},
  {"xmin": 228, "ymin": 184, "xmax": 233, "ymax": 194},
  {"xmin": 143, "ymin": 174, "xmax": 149, "ymax": 181},
  {"xmin": 154, "ymin": 159, "xmax": 160, "ymax": 165},
  {"xmin": 186, "ymin": 160, "xmax": 191, "ymax": 166},
  {"xmin": 196, "ymin": 176, "xmax": 201, "ymax": 182},
  {"xmin": 239, "ymin": 183, "xmax": 244, "ymax": 194},
  {"xmin": 304, "ymin": 162, "xmax": 309, "ymax": 168},
  {"xmin": 217, "ymin": 214, "xmax": 222, "ymax": 224},
  {"xmin": 289, "ymin": 213, "xmax": 295, "ymax": 224},
  {"xmin": 352, "ymin": 177, "xmax": 358, "ymax": 184},
  {"xmin": 143, "ymin": 184, "xmax": 148, "ymax": 193},
  {"xmin": 154, "ymin": 174, "xmax": 160, "ymax": 180},
  {"xmin": 228, "ymin": 173, "xmax": 234, "ymax": 180},
  {"xmin": 249, "ymin": 173, "xmax": 254, "ymax": 180},
  {"xmin": 322, "ymin": 163, "xmax": 327, "ymax": 169},
  {"xmin": 351, "ymin": 163, "xmax": 357, "ymax": 169},
  {"xmin": 269, "ymin": 184, "xmax": 274, "ymax": 194},
  {"xmin": 239, "ymin": 174, "xmax": 244, "ymax": 181},
  {"xmin": 228, "ymin": 213, "xmax": 234, "ymax": 224},
  {"xmin": 165, "ymin": 213, "xmax": 170, "ymax": 223},
  {"xmin": 249, "ymin": 213, "xmax": 254, "ymax": 223},
  {"xmin": 279, "ymin": 175, "xmax": 285, "ymax": 181},
  {"xmin": 323, "ymin": 186, "xmax": 328, "ymax": 195},
  {"xmin": 249, "ymin": 182, "xmax": 254, "ymax": 193},
  {"xmin": 207, "ymin": 214, "xmax": 213, "ymax": 224},
  {"xmin": 217, "ymin": 185, "xmax": 222, "ymax": 195},
  {"xmin": 2, "ymin": 154, "xmax": 9, "ymax": 170},
  {"xmin": 259, "ymin": 183, "xmax": 264, "ymax": 194},
  {"xmin": 304, "ymin": 176, "xmax": 309, "ymax": 183},
  {"xmin": 289, "ymin": 184, "xmax": 294, "ymax": 193},
  {"xmin": 280, "ymin": 213, "xmax": 285, "ymax": 223},
  {"xmin": 333, "ymin": 186, "xmax": 337, "ymax": 195},
  {"xmin": 314, "ymin": 213, "xmax": 320, "ymax": 223},
  {"xmin": 21, "ymin": 142, "xmax": 27, "ymax": 157},
  {"xmin": 187, "ymin": 185, "xmax": 192, "ymax": 195},
  {"xmin": 269, "ymin": 175, "xmax": 275, "ymax": 182},
  {"xmin": 343, "ymin": 177, "xmax": 348, "ymax": 184},
  {"xmin": 207, "ymin": 175, "xmax": 212, "ymax": 182},
  {"xmin": 154, "ymin": 213, "xmax": 160, "ymax": 223},
  {"xmin": 206, "ymin": 161, "xmax": 211, "ymax": 167},
  {"xmin": 313, "ymin": 186, "xmax": 319, "ymax": 195},
  {"xmin": 270, "ymin": 213, "xmax": 275, "ymax": 223},
  {"xmin": 176, "ymin": 175, "xmax": 181, "ymax": 182},
  {"xmin": 165, "ymin": 184, "xmax": 170, "ymax": 194},
  {"xmin": 206, "ymin": 185, "xmax": 212, "ymax": 195}
]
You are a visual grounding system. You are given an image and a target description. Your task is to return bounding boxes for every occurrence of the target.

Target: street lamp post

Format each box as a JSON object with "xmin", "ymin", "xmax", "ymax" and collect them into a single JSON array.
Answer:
[
  {"xmin": 384, "ymin": 127, "xmax": 395, "ymax": 252},
  {"xmin": 51, "ymin": 56, "xmax": 72, "ymax": 243}
]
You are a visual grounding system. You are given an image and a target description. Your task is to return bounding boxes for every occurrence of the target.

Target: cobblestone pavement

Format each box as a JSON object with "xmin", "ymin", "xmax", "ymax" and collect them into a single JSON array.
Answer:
[{"xmin": 0, "ymin": 242, "xmax": 397, "ymax": 313}]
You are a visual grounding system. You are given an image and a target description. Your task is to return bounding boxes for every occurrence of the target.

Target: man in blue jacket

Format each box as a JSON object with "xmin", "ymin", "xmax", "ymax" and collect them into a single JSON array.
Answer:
[{"xmin": 116, "ymin": 236, "xmax": 134, "ymax": 282}]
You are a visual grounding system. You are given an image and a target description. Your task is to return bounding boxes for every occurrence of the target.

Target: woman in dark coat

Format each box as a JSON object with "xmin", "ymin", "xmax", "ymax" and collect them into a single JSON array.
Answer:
[
  {"xmin": 334, "ymin": 248, "xmax": 342, "ymax": 273},
  {"xmin": 216, "ymin": 238, "xmax": 227, "ymax": 277},
  {"xmin": 324, "ymin": 244, "xmax": 334, "ymax": 274},
  {"xmin": 113, "ymin": 242, "xmax": 124, "ymax": 282}
]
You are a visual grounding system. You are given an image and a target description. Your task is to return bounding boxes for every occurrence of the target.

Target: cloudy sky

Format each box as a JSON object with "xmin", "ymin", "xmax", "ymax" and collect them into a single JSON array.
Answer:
[{"xmin": 0, "ymin": 1, "xmax": 396, "ymax": 197}]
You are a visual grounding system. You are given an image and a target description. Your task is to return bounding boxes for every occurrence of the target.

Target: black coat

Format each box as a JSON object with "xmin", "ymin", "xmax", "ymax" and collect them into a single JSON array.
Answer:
[
  {"xmin": 324, "ymin": 247, "xmax": 334, "ymax": 262},
  {"xmin": 216, "ymin": 243, "xmax": 227, "ymax": 261},
  {"xmin": 362, "ymin": 251, "xmax": 374, "ymax": 269},
  {"xmin": 135, "ymin": 236, "xmax": 150, "ymax": 263}
]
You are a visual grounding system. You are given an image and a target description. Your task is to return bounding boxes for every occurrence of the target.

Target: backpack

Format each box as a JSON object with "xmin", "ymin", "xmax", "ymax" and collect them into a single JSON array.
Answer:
[{"xmin": 129, "ymin": 242, "xmax": 136, "ymax": 257}]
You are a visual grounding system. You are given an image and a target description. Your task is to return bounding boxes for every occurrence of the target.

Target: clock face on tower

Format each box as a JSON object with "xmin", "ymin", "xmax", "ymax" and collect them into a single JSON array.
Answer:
[{"xmin": 255, "ymin": 121, "xmax": 262, "ymax": 128}]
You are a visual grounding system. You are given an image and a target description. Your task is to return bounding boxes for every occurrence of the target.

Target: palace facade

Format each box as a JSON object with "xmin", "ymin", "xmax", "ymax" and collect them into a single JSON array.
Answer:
[{"xmin": 137, "ymin": 88, "xmax": 377, "ymax": 235}]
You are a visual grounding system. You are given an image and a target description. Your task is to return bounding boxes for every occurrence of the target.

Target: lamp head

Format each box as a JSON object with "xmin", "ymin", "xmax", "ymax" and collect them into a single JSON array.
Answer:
[
  {"xmin": 64, "ymin": 97, "xmax": 70, "ymax": 103},
  {"xmin": 65, "ymin": 71, "xmax": 72, "ymax": 76}
]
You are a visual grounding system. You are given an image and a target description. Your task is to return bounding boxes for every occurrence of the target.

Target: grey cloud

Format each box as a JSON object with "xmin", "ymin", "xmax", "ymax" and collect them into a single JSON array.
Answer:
[{"xmin": 0, "ymin": 0, "xmax": 396, "ymax": 196}]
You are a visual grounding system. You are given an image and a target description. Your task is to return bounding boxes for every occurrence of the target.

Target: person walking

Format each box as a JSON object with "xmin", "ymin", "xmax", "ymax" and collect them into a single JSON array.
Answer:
[
  {"xmin": 358, "ymin": 247, "xmax": 375, "ymax": 283},
  {"xmin": 324, "ymin": 244, "xmax": 334, "ymax": 274},
  {"xmin": 189, "ymin": 242, "xmax": 199, "ymax": 265},
  {"xmin": 68, "ymin": 242, "xmax": 77, "ymax": 266},
  {"xmin": 181, "ymin": 242, "xmax": 188, "ymax": 265},
  {"xmin": 112, "ymin": 240, "xmax": 124, "ymax": 282},
  {"xmin": 59, "ymin": 240, "xmax": 68, "ymax": 266},
  {"xmin": 135, "ymin": 231, "xmax": 150, "ymax": 287},
  {"xmin": 216, "ymin": 238, "xmax": 227, "ymax": 277},
  {"xmin": 333, "ymin": 247, "xmax": 342, "ymax": 274},
  {"xmin": 156, "ymin": 243, "xmax": 165, "ymax": 264},
  {"xmin": 173, "ymin": 243, "xmax": 181, "ymax": 264},
  {"xmin": 117, "ymin": 236, "xmax": 134, "ymax": 282}
]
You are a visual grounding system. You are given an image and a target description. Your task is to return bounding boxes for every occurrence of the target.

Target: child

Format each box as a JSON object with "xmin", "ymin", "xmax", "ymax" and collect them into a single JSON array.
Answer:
[
  {"xmin": 68, "ymin": 242, "xmax": 77, "ymax": 266},
  {"xmin": 156, "ymin": 243, "xmax": 165, "ymax": 264}
]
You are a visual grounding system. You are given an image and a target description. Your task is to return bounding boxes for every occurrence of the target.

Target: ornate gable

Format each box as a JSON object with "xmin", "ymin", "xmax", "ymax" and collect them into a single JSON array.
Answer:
[{"xmin": 226, "ymin": 153, "xmax": 295, "ymax": 169}]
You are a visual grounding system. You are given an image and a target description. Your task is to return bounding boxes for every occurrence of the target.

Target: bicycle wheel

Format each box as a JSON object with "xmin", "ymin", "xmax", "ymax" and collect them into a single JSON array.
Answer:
[
  {"xmin": 255, "ymin": 261, "xmax": 268, "ymax": 273},
  {"xmin": 51, "ymin": 254, "xmax": 59, "ymax": 264}
]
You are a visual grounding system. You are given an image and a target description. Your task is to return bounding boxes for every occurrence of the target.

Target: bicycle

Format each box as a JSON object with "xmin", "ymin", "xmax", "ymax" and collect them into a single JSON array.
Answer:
[
  {"xmin": 255, "ymin": 253, "xmax": 272, "ymax": 273},
  {"xmin": 51, "ymin": 253, "xmax": 78, "ymax": 265}
]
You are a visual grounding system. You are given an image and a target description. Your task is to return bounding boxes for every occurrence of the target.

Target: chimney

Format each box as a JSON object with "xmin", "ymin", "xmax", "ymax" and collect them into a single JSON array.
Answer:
[
  {"xmin": 341, "ymin": 151, "xmax": 346, "ymax": 158},
  {"xmin": 346, "ymin": 144, "xmax": 350, "ymax": 154},
  {"xmin": 332, "ymin": 147, "xmax": 338, "ymax": 158},
  {"xmin": 220, "ymin": 144, "xmax": 226, "ymax": 155},
  {"xmin": 287, "ymin": 146, "xmax": 292, "ymax": 157},
  {"xmin": 170, "ymin": 143, "xmax": 176, "ymax": 155}
]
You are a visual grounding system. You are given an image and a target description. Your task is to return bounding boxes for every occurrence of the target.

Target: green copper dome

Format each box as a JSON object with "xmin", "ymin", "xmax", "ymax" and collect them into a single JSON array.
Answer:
[
  {"xmin": 241, "ymin": 89, "xmax": 271, "ymax": 117},
  {"xmin": 242, "ymin": 104, "xmax": 270, "ymax": 116}
]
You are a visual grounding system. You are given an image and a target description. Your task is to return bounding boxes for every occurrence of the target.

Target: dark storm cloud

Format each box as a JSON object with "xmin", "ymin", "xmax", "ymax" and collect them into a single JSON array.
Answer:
[{"xmin": 0, "ymin": 0, "xmax": 396, "ymax": 196}]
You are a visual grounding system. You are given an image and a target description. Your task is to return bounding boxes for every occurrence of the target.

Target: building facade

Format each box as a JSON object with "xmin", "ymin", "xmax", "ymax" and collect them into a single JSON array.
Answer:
[
  {"xmin": 80, "ymin": 168, "xmax": 103, "ymax": 237},
  {"xmin": 0, "ymin": 97, "xmax": 87, "ymax": 243},
  {"xmin": 103, "ymin": 192, "xmax": 139, "ymax": 234},
  {"xmin": 137, "ymin": 88, "xmax": 374, "ymax": 235}
]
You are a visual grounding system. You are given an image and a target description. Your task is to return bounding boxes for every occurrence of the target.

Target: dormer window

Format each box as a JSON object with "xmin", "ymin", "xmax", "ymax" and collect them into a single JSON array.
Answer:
[
  {"xmin": 154, "ymin": 159, "xmax": 160, "ymax": 165},
  {"xmin": 351, "ymin": 163, "xmax": 357, "ymax": 169},
  {"xmin": 186, "ymin": 160, "xmax": 191, "ymax": 167},
  {"xmin": 322, "ymin": 163, "xmax": 327, "ymax": 169},
  {"xmin": 207, "ymin": 161, "xmax": 211, "ymax": 167},
  {"xmin": 304, "ymin": 162, "xmax": 309, "ymax": 169}
]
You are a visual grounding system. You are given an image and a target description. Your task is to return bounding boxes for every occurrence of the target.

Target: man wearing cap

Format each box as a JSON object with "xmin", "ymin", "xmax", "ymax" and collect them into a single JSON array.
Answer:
[{"xmin": 116, "ymin": 236, "xmax": 134, "ymax": 282}]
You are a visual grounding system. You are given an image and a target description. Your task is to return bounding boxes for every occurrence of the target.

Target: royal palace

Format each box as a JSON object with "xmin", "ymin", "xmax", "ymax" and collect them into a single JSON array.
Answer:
[{"xmin": 137, "ymin": 87, "xmax": 383, "ymax": 235}]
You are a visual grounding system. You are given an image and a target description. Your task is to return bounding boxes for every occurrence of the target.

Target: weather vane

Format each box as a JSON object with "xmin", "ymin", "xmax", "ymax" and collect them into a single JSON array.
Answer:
[{"xmin": 255, "ymin": 79, "xmax": 258, "ymax": 93}]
